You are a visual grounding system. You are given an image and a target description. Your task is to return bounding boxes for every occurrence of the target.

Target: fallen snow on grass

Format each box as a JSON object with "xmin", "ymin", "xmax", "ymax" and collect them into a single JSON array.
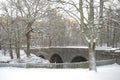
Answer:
[
  {"xmin": 0, "ymin": 50, "xmax": 49, "ymax": 63},
  {"xmin": 0, "ymin": 63, "xmax": 120, "ymax": 80},
  {"xmin": 0, "ymin": 50, "xmax": 10, "ymax": 62}
]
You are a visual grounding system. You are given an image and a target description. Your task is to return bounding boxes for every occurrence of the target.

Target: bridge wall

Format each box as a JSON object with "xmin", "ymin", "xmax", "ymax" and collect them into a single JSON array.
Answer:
[{"xmin": 30, "ymin": 47, "xmax": 114, "ymax": 63}]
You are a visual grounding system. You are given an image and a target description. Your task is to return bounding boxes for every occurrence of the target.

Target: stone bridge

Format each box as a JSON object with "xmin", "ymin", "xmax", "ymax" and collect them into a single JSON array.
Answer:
[{"xmin": 30, "ymin": 46, "xmax": 114, "ymax": 63}]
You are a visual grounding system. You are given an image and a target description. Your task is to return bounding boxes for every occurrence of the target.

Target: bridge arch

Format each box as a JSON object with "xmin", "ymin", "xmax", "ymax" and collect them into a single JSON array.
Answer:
[
  {"xmin": 71, "ymin": 56, "xmax": 87, "ymax": 63},
  {"xmin": 39, "ymin": 55, "xmax": 45, "ymax": 59},
  {"xmin": 50, "ymin": 54, "xmax": 63, "ymax": 63}
]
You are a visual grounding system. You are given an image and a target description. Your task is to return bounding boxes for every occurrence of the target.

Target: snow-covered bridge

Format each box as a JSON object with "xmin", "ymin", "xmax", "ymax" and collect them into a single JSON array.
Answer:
[{"xmin": 30, "ymin": 46, "xmax": 116, "ymax": 63}]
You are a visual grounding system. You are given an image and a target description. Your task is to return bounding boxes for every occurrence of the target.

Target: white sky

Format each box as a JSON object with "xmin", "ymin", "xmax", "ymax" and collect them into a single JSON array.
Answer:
[{"xmin": 0, "ymin": 0, "xmax": 119, "ymax": 19}]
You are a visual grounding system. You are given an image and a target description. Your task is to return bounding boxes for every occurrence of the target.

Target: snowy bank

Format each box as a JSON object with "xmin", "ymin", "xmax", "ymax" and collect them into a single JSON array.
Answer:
[
  {"xmin": 9, "ymin": 53, "xmax": 49, "ymax": 64},
  {"xmin": 0, "ymin": 50, "xmax": 11, "ymax": 63},
  {"xmin": 0, "ymin": 50, "xmax": 49, "ymax": 64}
]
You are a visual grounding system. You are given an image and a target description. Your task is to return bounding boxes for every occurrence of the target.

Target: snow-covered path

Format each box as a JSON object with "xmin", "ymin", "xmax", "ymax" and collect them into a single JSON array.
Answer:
[{"xmin": 0, "ymin": 64, "xmax": 120, "ymax": 80}]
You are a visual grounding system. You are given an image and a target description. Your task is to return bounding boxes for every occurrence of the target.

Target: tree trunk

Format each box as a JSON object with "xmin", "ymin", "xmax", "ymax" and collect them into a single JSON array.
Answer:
[
  {"xmin": 88, "ymin": 0, "xmax": 97, "ymax": 71},
  {"xmin": 15, "ymin": 43, "xmax": 20, "ymax": 59},
  {"xmin": 48, "ymin": 36, "xmax": 52, "ymax": 47},
  {"xmin": 17, "ymin": 27, "xmax": 20, "ymax": 59},
  {"xmin": 88, "ymin": 41, "xmax": 97, "ymax": 71},
  {"xmin": 79, "ymin": 0, "xmax": 97, "ymax": 71},
  {"xmin": 9, "ymin": 38, "xmax": 13, "ymax": 59},
  {"xmin": 25, "ymin": 21, "xmax": 34, "ymax": 57},
  {"xmin": 26, "ymin": 32, "xmax": 31, "ymax": 57},
  {"xmin": 112, "ymin": 28, "xmax": 115, "ymax": 48},
  {"xmin": 107, "ymin": 22, "xmax": 110, "ymax": 47},
  {"xmin": 99, "ymin": 0, "xmax": 104, "ymax": 46},
  {"xmin": 0, "ymin": 44, "xmax": 1, "ymax": 50},
  {"xmin": 16, "ymin": 40, "xmax": 20, "ymax": 59},
  {"xmin": 16, "ymin": 46, "xmax": 20, "ymax": 59},
  {"xmin": 14, "ymin": 30, "xmax": 20, "ymax": 59}
]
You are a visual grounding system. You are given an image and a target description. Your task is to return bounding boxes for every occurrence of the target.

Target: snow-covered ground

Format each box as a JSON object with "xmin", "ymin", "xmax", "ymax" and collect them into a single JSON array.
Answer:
[
  {"xmin": 0, "ymin": 47, "xmax": 120, "ymax": 80},
  {"xmin": 0, "ymin": 50, "xmax": 49, "ymax": 63},
  {"xmin": 0, "ymin": 63, "xmax": 120, "ymax": 80},
  {"xmin": 0, "ymin": 50, "xmax": 10, "ymax": 62},
  {"xmin": 31, "ymin": 45, "xmax": 120, "ymax": 50}
]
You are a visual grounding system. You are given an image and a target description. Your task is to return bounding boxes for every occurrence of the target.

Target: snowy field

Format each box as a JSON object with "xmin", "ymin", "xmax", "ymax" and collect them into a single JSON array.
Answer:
[{"xmin": 0, "ymin": 63, "xmax": 120, "ymax": 80}]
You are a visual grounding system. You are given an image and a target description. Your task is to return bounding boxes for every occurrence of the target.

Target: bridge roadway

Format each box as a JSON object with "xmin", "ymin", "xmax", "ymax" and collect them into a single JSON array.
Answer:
[{"xmin": 30, "ymin": 46, "xmax": 114, "ymax": 63}]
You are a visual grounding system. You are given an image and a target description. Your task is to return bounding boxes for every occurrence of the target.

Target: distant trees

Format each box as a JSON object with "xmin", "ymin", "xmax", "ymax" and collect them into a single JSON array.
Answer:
[
  {"xmin": 0, "ymin": 1, "xmax": 25, "ymax": 59},
  {"xmin": 0, "ymin": 0, "xmax": 48, "ymax": 58},
  {"xmin": 99, "ymin": 0, "xmax": 120, "ymax": 47},
  {"xmin": 8, "ymin": 0, "xmax": 48, "ymax": 57},
  {"xmin": 107, "ymin": 8, "xmax": 120, "ymax": 48},
  {"xmin": 0, "ymin": 2, "xmax": 14, "ymax": 59},
  {"xmin": 30, "ymin": 3, "xmax": 83, "ymax": 47}
]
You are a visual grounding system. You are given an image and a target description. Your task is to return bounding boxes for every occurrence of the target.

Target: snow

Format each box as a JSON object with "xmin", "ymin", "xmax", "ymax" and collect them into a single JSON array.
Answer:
[
  {"xmin": 31, "ymin": 46, "xmax": 88, "ymax": 49},
  {"xmin": 0, "ymin": 50, "xmax": 10, "ymax": 63},
  {"xmin": 31, "ymin": 46, "xmax": 119, "ymax": 51},
  {"xmin": 0, "ymin": 63, "xmax": 120, "ymax": 80},
  {"xmin": 50, "ymin": 46, "xmax": 88, "ymax": 48},
  {"xmin": 115, "ymin": 50, "xmax": 120, "ymax": 53},
  {"xmin": 95, "ymin": 46, "xmax": 119, "ymax": 51},
  {"xmin": 0, "ymin": 50, "xmax": 49, "ymax": 64}
]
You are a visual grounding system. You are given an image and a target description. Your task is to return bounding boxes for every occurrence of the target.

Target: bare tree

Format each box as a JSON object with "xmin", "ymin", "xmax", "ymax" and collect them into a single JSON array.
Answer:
[
  {"xmin": 105, "ymin": 7, "xmax": 120, "ymax": 47},
  {"xmin": 13, "ymin": 18, "xmax": 21, "ymax": 59},
  {"xmin": 9, "ymin": 0, "xmax": 47, "ymax": 57},
  {"xmin": 0, "ymin": 2, "xmax": 14, "ymax": 59}
]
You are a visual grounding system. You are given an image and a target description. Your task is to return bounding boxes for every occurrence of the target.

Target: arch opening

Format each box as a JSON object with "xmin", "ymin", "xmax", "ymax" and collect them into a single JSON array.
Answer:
[
  {"xmin": 50, "ymin": 54, "xmax": 63, "ymax": 63},
  {"xmin": 71, "ymin": 56, "xmax": 87, "ymax": 63},
  {"xmin": 39, "ymin": 55, "xmax": 45, "ymax": 59}
]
